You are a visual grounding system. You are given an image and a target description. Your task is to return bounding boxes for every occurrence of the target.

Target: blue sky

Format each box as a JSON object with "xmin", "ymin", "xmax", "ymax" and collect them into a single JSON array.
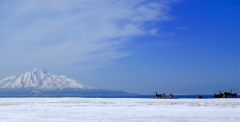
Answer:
[{"xmin": 0, "ymin": 0, "xmax": 239, "ymax": 94}]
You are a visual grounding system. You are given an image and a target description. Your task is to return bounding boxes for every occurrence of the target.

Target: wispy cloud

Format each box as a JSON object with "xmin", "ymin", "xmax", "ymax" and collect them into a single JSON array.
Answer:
[{"xmin": 0, "ymin": 0, "xmax": 174, "ymax": 71}]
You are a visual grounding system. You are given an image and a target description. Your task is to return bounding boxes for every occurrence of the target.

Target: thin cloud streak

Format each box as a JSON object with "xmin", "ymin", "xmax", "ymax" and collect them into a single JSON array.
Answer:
[{"xmin": 0, "ymin": 0, "xmax": 174, "ymax": 71}]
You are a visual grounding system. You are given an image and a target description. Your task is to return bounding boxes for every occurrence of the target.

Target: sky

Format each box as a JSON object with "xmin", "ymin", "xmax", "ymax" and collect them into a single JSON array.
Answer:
[{"xmin": 0, "ymin": 0, "xmax": 239, "ymax": 95}]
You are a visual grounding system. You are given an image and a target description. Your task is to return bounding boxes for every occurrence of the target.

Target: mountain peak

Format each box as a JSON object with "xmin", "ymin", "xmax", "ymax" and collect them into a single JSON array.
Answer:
[
  {"xmin": 31, "ymin": 67, "xmax": 49, "ymax": 75},
  {"xmin": 0, "ymin": 68, "xmax": 94, "ymax": 91},
  {"xmin": 32, "ymin": 67, "xmax": 47, "ymax": 73},
  {"xmin": 0, "ymin": 68, "xmax": 132, "ymax": 96}
]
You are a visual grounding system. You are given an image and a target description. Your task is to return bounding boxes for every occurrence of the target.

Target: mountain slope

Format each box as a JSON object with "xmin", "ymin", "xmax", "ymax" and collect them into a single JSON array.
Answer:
[
  {"xmin": 0, "ymin": 68, "xmax": 132, "ymax": 96},
  {"xmin": 0, "ymin": 68, "xmax": 93, "ymax": 90}
]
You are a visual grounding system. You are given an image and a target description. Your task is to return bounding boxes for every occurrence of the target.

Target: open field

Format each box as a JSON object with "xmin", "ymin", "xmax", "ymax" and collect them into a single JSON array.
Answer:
[{"xmin": 0, "ymin": 98, "xmax": 239, "ymax": 121}]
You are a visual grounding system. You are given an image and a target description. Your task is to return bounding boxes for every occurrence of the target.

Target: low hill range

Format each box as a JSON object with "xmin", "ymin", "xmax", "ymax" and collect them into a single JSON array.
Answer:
[{"xmin": 0, "ymin": 68, "xmax": 133, "ymax": 96}]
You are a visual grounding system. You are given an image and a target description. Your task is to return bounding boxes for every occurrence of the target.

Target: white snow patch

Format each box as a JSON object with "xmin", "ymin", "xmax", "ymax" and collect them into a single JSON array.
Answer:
[{"xmin": 0, "ymin": 98, "xmax": 239, "ymax": 121}]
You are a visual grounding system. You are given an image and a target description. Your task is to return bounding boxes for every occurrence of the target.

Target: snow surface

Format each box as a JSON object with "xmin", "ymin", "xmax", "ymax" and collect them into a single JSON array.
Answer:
[{"xmin": 0, "ymin": 98, "xmax": 239, "ymax": 122}]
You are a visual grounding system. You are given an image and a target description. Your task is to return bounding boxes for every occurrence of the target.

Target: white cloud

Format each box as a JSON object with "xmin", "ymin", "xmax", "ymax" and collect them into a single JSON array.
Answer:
[{"xmin": 0, "ymin": 0, "xmax": 174, "ymax": 71}]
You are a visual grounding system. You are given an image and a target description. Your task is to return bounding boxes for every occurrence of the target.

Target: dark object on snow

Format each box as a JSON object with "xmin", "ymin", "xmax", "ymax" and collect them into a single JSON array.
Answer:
[
  {"xmin": 155, "ymin": 92, "xmax": 165, "ymax": 99},
  {"xmin": 197, "ymin": 95, "xmax": 202, "ymax": 99}
]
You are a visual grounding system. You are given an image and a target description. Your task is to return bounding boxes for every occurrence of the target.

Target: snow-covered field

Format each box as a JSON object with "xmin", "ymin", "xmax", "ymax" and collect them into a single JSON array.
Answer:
[{"xmin": 0, "ymin": 98, "xmax": 239, "ymax": 122}]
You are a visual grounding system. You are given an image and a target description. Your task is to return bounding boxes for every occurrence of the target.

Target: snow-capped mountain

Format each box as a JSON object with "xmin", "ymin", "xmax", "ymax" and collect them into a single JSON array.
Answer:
[
  {"xmin": 0, "ymin": 68, "xmax": 94, "ymax": 91},
  {"xmin": 0, "ymin": 68, "xmax": 133, "ymax": 96}
]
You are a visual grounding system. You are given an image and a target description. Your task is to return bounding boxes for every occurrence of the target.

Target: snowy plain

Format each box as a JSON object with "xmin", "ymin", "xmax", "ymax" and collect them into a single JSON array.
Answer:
[{"xmin": 0, "ymin": 98, "xmax": 239, "ymax": 122}]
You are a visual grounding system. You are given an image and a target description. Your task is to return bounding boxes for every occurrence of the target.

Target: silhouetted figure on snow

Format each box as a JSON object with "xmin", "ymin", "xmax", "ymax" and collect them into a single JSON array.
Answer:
[
  {"xmin": 224, "ymin": 90, "xmax": 232, "ymax": 98},
  {"xmin": 197, "ymin": 95, "xmax": 202, "ymax": 99},
  {"xmin": 214, "ymin": 93, "xmax": 220, "ymax": 98},
  {"xmin": 169, "ymin": 94, "xmax": 173, "ymax": 99},
  {"xmin": 155, "ymin": 92, "xmax": 165, "ymax": 99},
  {"xmin": 231, "ymin": 91, "xmax": 237, "ymax": 98},
  {"xmin": 219, "ymin": 91, "xmax": 224, "ymax": 98}
]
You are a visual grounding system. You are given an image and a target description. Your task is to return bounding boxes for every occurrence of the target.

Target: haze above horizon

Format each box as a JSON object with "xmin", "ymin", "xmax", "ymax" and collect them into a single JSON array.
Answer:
[{"xmin": 0, "ymin": 0, "xmax": 239, "ymax": 94}]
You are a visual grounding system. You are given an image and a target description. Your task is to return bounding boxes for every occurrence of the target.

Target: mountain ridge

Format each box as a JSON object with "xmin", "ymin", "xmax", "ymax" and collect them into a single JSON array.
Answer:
[
  {"xmin": 0, "ymin": 68, "xmax": 132, "ymax": 96},
  {"xmin": 0, "ymin": 68, "xmax": 94, "ymax": 90}
]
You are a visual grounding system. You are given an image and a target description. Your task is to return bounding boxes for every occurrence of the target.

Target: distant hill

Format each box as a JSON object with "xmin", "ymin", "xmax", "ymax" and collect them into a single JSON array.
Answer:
[{"xmin": 0, "ymin": 68, "xmax": 134, "ymax": 96}]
